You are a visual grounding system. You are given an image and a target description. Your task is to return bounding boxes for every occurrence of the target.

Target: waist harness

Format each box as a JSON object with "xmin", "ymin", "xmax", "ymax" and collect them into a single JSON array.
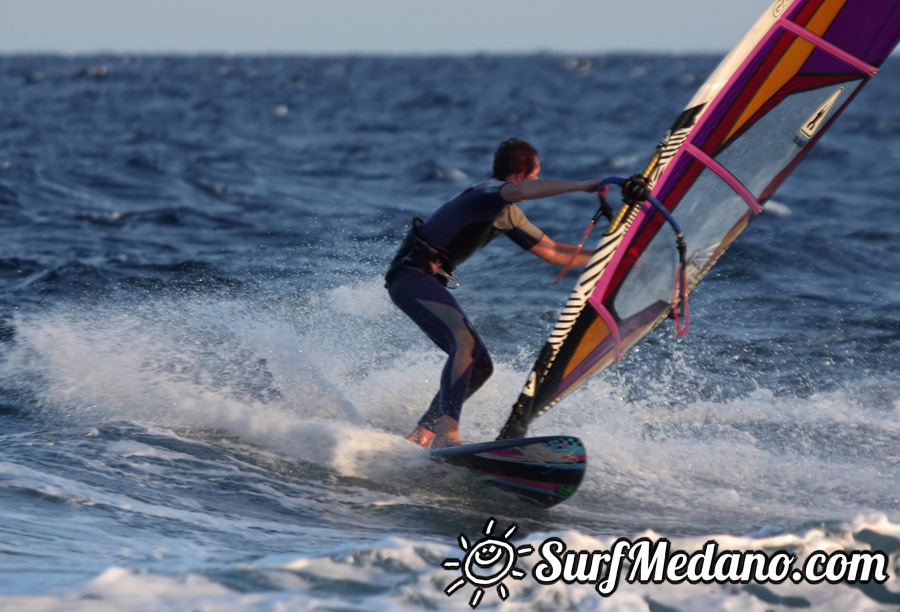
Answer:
[{"xmin": 384, "ymin": 218, "xmax": 458, "ymax": 288}]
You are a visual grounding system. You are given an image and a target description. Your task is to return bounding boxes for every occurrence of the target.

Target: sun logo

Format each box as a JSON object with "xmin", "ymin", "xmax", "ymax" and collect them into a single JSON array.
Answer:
[{"xmin": 441, "ymin": 517, "xmax": 533, "ymax": 608}]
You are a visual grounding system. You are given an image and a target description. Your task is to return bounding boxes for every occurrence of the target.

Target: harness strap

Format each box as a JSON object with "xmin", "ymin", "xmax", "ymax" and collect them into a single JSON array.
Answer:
[{"xmin": 385, "ymin": 218, "xmax": 459, "ymax": 288}]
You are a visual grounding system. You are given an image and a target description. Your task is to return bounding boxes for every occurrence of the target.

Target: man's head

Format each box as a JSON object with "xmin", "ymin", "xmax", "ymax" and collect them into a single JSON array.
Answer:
[{"xmin": 492, "ymin": 138, "xmax": 540, "ymax": 183}]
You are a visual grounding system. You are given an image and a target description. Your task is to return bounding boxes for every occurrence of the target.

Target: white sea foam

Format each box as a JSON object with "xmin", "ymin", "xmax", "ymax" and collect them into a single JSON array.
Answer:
[
  {"xmin": 1, "ymin": 515, "xmax": 898, "ymax": 611},
  {"xmin": 5, "ymin": 285, "xmax": 900, "ymax": 530},
  {"xmin": 2, "ymin": 283, "xmax": 900, "ymax": 612}
]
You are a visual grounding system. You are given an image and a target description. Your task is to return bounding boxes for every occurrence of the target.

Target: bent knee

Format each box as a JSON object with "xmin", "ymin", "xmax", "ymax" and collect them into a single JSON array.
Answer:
[{"xmin": 470, "ymin": 346, "xmax": 494, "ymax": 387}]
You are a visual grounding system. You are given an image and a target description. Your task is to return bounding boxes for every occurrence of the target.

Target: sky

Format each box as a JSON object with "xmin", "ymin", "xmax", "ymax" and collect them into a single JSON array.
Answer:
[{"xmin": 1, "ymin": 0, "xmax": 774, "ymax": 55}]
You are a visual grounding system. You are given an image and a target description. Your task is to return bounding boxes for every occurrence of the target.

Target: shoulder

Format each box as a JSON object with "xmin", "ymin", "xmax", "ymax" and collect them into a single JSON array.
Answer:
[
  {"xmin": 495, "ymin": 203, "xmax": 544, "ymax": 249},
  {"xmin": 471, "ymin": 178, "xmax": 523, "ymax": 204},
  {"xmin": 496, "ymin": 203, "xmax": 528, "ymax": 229},
  {"xmin": 471, "ymin": 178, "xmax": 507, "ymax": 199}
]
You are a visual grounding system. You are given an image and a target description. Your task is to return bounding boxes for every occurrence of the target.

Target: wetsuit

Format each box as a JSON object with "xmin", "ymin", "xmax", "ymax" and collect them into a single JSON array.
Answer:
[{"xmin": 385, "ymin": 179, "xmax": 544, "ymax": 431}]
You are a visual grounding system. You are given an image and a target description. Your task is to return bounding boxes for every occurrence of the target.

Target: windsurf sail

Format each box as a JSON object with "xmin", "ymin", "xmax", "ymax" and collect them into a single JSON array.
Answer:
[{"xmin": 500, "ymin": 0, "xmax": 900, "ymax": 439}]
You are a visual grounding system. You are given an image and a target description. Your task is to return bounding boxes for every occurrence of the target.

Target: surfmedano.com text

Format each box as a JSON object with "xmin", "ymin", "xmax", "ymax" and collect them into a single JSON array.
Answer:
[{"xmin": 532, "ymin": 537, "xmax": 889, "ymax": 596}]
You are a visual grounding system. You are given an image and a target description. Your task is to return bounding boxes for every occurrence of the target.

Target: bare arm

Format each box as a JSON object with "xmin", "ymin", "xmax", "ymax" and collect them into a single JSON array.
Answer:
[
  {"xmin": 528, "ymin": 235, "xmax": 594, "ymax": 267},
  {"xmin": 500, "ymin": 179, "xmax": 601, "ymax": 203}
]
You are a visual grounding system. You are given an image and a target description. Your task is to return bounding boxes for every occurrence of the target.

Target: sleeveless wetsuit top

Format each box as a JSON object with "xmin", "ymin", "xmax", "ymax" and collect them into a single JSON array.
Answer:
[
  {"xmin": 385, "ymin": 179, "xmax": 545, "ymax": 287},
  {"xmin": 418, "ymin": 179, "xmax": 545, "ymax": 271}
]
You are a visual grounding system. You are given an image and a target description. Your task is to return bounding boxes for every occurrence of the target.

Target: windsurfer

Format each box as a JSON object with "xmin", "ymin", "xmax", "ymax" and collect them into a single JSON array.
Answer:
[{"xmin": 385, "ymin": 138, "xmax": 606, "ymax": 449}]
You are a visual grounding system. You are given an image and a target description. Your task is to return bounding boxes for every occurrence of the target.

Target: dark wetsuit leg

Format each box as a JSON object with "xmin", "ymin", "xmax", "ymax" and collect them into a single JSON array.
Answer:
[{"xmin": 387, "ymin": 269, "xmax": 494, "ymax": 430}]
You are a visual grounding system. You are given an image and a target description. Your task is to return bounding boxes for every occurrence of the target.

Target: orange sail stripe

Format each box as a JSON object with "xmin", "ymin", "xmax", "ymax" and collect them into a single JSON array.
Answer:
[
  {"xmin": 725, "ymin": 1, "xmax": 848, "ymax": 143},
  {"xmin": 805, "ymin": 0, "xmax": 849, "ymax": 36},
  {"xmin": 563, "ymin": 316, "xmax": 611, "ymax": 380}
]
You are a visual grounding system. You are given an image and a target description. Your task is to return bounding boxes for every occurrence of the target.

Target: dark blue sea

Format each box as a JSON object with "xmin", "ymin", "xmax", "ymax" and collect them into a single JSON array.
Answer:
[{"xmin": 1, "ymin": 53, "xmax": 899, "ymax": 611}]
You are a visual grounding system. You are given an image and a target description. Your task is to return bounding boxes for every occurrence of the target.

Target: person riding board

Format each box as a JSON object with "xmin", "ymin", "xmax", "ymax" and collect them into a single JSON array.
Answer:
[{"xmin": 385, "ymin": 138, "xmax": 607, "ymax": 449}]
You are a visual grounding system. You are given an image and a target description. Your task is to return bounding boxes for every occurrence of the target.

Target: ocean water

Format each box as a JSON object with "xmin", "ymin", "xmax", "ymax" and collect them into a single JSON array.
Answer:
[{"xmin": 1, "ymin": 53, "xmax": 899, "ymax": 611}]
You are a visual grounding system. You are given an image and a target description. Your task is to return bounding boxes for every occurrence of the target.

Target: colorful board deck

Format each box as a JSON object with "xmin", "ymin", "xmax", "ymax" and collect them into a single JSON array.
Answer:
[{"xmin": 430, "ymin": 435, "xmax": 586, "ymax": 508}]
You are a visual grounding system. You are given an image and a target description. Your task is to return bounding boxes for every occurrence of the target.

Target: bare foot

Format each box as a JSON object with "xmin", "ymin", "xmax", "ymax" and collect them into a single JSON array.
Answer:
[
  {"xmin": 431, "ymin": 435, "xmax": 461, "ymax": 449},
  {"xmin": 431, "ymin": 415, "xmax": 461, "ymax": 448},
  {"xmin": 406, "ymin": 426, "xmax": 435, "ymax": 448}
]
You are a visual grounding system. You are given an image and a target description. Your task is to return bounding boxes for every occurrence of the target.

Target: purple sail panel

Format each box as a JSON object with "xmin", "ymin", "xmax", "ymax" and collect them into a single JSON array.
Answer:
[{"xmin": 800, "ymin": 0, "xmax": 900, "ymax": 72}]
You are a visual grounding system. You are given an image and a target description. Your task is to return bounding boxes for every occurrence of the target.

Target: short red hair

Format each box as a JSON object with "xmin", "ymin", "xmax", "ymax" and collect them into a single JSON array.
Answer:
[{"xmin": 492, "ymin": 138, "xmax": 538, "ymax": 180}]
